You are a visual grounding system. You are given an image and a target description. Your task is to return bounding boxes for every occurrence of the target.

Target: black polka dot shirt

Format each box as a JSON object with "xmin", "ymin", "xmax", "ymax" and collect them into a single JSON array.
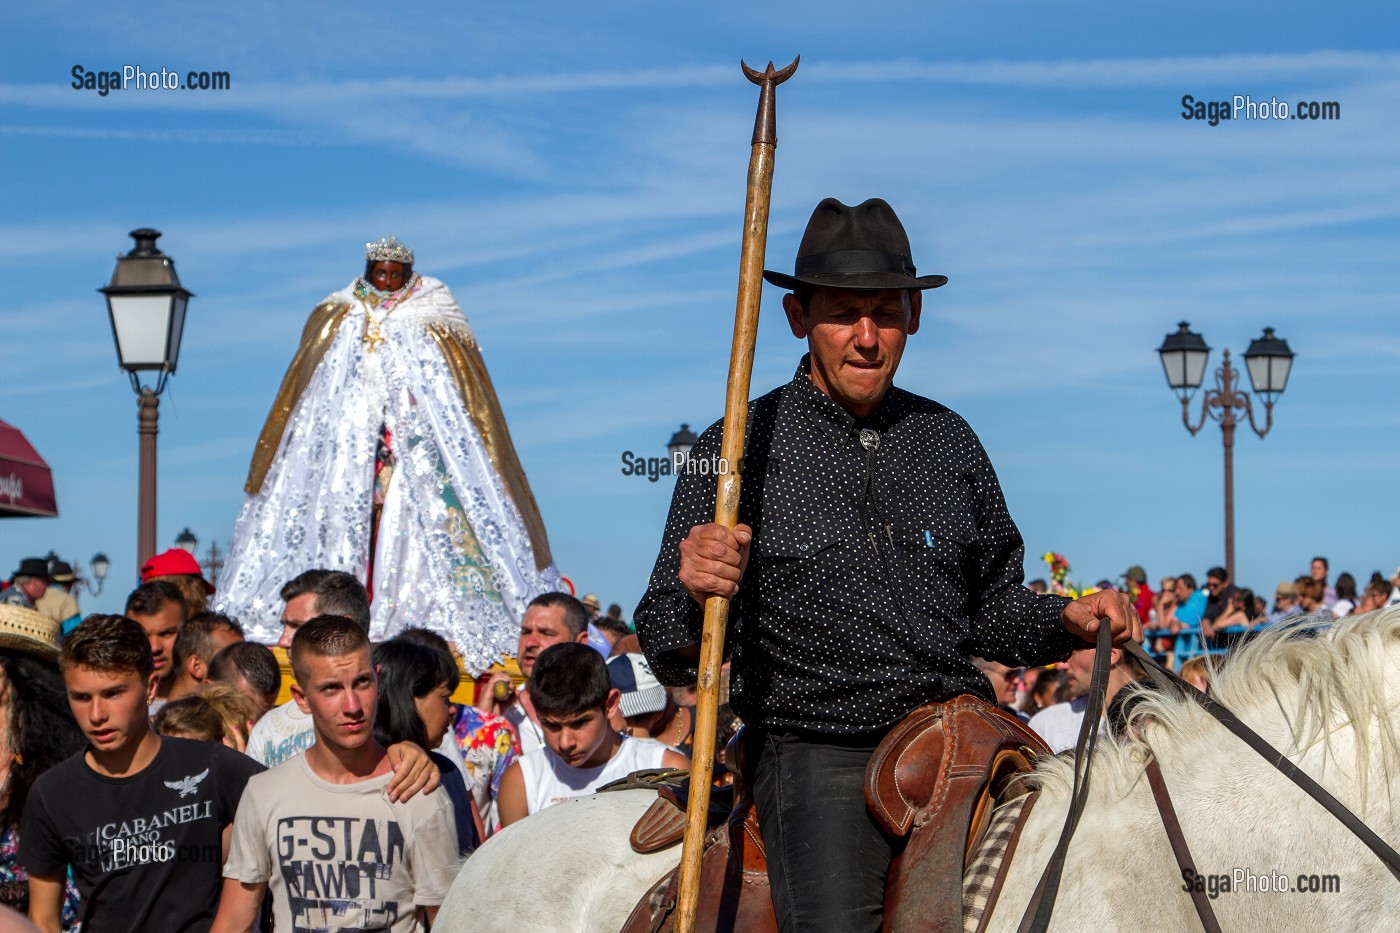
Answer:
[{"xmin": 635, "ymin": 356, "xmax": 1080, "ymax": 735}]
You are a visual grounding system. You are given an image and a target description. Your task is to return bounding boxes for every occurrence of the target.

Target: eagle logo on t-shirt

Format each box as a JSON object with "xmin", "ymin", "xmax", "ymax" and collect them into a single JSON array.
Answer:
[{"xmin": 165, "ymin": 768, "xmax": 210, "ymax": 798}]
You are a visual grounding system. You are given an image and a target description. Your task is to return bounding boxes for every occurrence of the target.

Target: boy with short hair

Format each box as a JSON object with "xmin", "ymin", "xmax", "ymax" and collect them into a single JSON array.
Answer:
[
  {"xmin": 124, "ymin": 580, "xmax": 189, "ymax": 712},
  {"xmin": 208, "ymin": 640, "xmax": 282, "ymax": 718},
  {"xmin": 497, "ymin": 643, "xmax": 687, "ymax": 826},
  {"xmin": 242, "ymin": 570, "xmax": 439, "ymax": 799},
  {"xmin": 21, "ymin": 615, "xmax": 264, "ymax": 933},
  {"xmin": 212, "ymin": 616, "xmax": 460, "ymax": 933},
  {"xmin": 167, "ymin": 611, "xmax": 245, "ymax": 702}
]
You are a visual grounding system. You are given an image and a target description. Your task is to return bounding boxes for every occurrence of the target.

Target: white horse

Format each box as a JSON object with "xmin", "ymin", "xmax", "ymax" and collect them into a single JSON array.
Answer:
[
  {"xmin": 436, "ymin": 787, "xmax": 680, "ymax": 932},
  {"xmin": 439, "ymin": 606, "xmax": 1400, "ymax": 932}
]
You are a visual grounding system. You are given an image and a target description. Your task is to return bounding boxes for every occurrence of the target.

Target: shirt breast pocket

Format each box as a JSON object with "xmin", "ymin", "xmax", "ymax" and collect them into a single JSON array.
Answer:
[
  {"xmin": 894, "ymin": 517, "xmax": 976, "ymax": 580},
  {"xmin": 752, "ymin": 519, "xmax": 842, "ymax": 596},
  {"xmin": 754, "ymin": 519, "xmax": 841, "ymax": 560}
]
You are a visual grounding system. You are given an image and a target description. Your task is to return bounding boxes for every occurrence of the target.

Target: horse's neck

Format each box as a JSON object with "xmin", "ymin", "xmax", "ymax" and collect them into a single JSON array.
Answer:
[
  {"xmin": 992, "ymin": 753, "xmax": 1173, "ymax": 928},
  {"xmin": 987, "ymin": 728, "xmax": 1395, "ymax": 931}
]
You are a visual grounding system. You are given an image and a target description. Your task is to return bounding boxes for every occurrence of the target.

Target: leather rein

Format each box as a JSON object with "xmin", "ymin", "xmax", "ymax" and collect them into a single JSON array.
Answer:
[{"xmin": 1016, "ymin": 622, "xmax": 1400, "ymax": 933}]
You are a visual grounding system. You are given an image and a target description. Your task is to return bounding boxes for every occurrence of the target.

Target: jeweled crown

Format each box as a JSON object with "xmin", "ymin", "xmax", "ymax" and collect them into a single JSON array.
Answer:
[{"xmin": 365, "ymin": 234, "xmax": 414, "ymax": 266}]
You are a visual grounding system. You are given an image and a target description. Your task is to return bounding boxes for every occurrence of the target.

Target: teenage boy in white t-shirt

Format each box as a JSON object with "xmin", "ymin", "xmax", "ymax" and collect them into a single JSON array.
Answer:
[
  {"xmin": 212, "ymin": 616, "xmax": 459, "ymax": 933},
  {"xmin": 243, "ymin": 569, "xmax": 439, "ymax": 801},
  {"xmin": 497, "ymin": 642, "xmax": 687, "ymax": 826}
]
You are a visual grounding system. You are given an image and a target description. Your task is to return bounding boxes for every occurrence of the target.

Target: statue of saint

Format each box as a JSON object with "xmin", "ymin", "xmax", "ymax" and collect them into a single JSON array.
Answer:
[{"xmin": 217, "ymin": 236, "xmax": 559, "ymax": 669}]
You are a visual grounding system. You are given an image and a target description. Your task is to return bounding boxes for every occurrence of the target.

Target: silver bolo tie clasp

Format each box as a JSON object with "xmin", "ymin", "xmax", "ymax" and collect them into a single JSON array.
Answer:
[{"xmin": 859, "ymin": 427, "xmax": 885, "ymax": 549}]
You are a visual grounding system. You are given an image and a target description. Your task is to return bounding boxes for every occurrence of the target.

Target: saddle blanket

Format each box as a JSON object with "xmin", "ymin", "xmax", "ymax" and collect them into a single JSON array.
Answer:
[{"xmin": 962, "ymin": 793, "xmax": 1030, "ymax": 932}]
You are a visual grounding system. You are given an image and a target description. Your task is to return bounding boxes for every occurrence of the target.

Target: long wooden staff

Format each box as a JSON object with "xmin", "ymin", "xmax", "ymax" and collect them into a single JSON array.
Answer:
[{"xmin": 674, "ymin": 55, "xmax": 798, "ymax": 933}]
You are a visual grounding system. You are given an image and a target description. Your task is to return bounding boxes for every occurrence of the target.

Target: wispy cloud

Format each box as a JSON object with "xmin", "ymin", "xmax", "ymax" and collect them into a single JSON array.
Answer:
[
  {"xmin": 812, "ymin": 51, "xmax": 1400, "ymax": 88},
  {"xmin": 0, "ymin": 123, "xmax": 331, "ymax": 146},
  {"xmin": 0, "ymin": 377, "xmax": 113, "ymax": 396},
  {"xmin": 8, "ymin": 51, "xmax": 1396, "ymax": 112},
  {"xmin": 9, "ymin": 48, "xmax": 1396, "ymax": 181}
]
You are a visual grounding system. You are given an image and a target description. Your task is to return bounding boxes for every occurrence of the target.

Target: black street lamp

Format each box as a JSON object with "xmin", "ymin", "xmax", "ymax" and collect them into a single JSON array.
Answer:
[
  {"xmin": 100, "ymin": 229, "xmax": 193, "ymax": 571},
  {"xmin": 175, "ymin": 527, "xmax": 198, "ymax": 554},
  {"xmin": 78, "ymin": 552, "xmax": 110, "ymax": 597},
  {"xmin": 667, "ymin": 424, "xmax": 699, "ymax": 468},
  {"xmin": 1157, "ymin": 322, "xmax": 1295, "ymax": 582}
]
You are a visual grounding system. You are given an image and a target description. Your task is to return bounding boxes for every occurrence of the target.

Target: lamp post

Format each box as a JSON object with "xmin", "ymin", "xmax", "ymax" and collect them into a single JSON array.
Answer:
[
  {"xmin": 100, "ymin": 229, "xmax": 193, "ymax": 571},
  {"xmin": 1156, "ymin": 322, "xmax": 1295, "ymax": 582},
  {"xmin": 202, "ymin": 539, "xmax": 225, "ymax": 588},
  {"xmin": 175, "ymin": 527, "xmax": 198, "ymax": 554},
  {"xmin": 78, "ymin": 552, "xmax": 110, "ymax": 597},
  {"xmin": 667, "ymin": 423, "xmax": 699, "ymax": 471}
]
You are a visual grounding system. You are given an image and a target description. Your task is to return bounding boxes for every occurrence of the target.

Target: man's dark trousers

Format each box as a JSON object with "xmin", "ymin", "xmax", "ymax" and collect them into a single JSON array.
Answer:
[{"xmin": 750, "ymin": 728, "xmax": 901, "ymax": 933}]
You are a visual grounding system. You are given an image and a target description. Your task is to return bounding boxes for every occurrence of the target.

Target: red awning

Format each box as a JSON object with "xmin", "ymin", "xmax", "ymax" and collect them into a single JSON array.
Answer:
[{"xmin": 0, "ymin": 419, "xmax": 58, "ymax": 518}]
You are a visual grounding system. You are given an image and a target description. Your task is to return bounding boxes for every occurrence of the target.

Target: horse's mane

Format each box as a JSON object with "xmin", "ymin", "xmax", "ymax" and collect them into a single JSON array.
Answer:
[{"xmin": 1030, "ymin": 605, "xmax": 1400, "ymax": 806}]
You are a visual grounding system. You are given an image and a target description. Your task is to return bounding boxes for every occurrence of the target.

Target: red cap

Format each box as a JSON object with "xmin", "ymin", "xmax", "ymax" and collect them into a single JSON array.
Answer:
[{"xmin": 140, "ymin": 549, "xmax": 215, "ymax": 593}]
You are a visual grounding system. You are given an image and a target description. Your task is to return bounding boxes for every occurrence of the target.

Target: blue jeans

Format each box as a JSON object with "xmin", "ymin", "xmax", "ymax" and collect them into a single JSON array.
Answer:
[{"xmin": 750, "ymin": 728, "xmax": 901, "ymax": 933}]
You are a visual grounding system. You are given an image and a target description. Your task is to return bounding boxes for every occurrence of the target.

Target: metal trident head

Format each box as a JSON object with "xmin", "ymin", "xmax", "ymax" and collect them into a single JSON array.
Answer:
[{"xmin": 740, "ymin": 56, "xmax": 800, "ymax": 146}]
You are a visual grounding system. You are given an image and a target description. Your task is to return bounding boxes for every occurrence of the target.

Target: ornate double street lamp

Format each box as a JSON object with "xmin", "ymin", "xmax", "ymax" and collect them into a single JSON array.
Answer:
[
  {"xmin": 1157, "ymin": 322, "xmax": 1295, "ymax": 582},
  {"xmin": 100, "ymin": 229, "xmax": 193, "ymax": 570}
]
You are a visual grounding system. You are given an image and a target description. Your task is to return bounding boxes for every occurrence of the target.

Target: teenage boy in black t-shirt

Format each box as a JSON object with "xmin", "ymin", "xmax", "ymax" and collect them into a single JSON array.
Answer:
[{"xmin": 20, "ymin": 615, "xmax": 264, "ymax": 933}]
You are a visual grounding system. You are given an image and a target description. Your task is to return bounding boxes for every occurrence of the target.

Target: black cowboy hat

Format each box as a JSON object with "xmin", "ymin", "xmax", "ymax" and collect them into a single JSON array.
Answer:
[
  {"xmin": 10, "ymin": 557, "xmax": 49, "ymax": 580},
  {"xmin": 763, "ymin": 198, "xmax": 947, "ymax": 292}
]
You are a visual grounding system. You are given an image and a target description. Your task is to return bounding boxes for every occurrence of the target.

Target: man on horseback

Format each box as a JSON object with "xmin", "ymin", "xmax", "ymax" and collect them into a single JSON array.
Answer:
[{"xmin": 635, "ymin": 197, "xmax": 1141, "ymax": 932}]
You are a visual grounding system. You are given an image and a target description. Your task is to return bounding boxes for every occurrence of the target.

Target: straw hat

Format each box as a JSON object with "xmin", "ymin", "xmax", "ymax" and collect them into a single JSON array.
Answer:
[{"xmin": 0, "ymin": 603, "xmax": 61, "ymax": 660}]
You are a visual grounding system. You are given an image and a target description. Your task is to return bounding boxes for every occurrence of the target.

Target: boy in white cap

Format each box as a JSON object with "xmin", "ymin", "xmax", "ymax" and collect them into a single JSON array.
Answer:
[{"xmin": 607, "ymin": 653, "xmax": 694, "ymax": 756}]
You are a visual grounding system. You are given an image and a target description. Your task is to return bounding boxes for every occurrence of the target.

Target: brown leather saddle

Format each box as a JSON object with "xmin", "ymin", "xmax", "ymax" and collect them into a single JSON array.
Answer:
[
  {"xmin": 618, "ymin": 695, "xmax": 1047, "ymax": 933},
  {"xmin": 619, "ymin": 732, "xmax": 777, "ymax": 933}
]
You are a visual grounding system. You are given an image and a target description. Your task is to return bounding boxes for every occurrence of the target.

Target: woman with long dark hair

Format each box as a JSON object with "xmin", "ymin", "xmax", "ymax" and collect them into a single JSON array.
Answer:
[
  {"xmin": 373, "ymin": 637, "xmax": 481, "ymax": 854},
  {"xmin": 1331, "ymin": 572, "xmax": 1359, "ymax": 619},
  {"xmin": 0, "ymin": 605, "xmax": 85, "ymax": 927}
]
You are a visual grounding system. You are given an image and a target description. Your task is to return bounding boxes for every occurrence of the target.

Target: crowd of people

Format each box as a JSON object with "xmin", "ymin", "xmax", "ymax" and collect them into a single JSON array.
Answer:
[
  {"xmin": 0, "ymin": 544, "xmax": 1396, "ymax": 930},
  {"xmin": 0, "ymin": 550, "xmax": 727, "ymax": 932},
  {"xmin": 1115, "ymin": 555, "xmax": 1399, "ymax": 660},
  {"xmin": 980, "ymin": 556, "xmax": 1400, "ymax": 755},
  {"xmin": 0, "ymin": 231, "xmax": 735, "ymax": 931}
]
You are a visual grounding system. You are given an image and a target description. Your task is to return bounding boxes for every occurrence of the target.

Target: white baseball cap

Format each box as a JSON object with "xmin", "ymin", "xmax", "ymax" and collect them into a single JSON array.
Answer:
[{"xmin": 606, "ymin": 653, "xmax": 667, "ymax": 718}]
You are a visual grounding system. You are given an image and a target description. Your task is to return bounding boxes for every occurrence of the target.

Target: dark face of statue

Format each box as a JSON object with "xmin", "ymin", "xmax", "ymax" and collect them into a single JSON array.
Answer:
[{"xmin": 367, "ymin": 261, "xmax": 408, "ymax": 292}]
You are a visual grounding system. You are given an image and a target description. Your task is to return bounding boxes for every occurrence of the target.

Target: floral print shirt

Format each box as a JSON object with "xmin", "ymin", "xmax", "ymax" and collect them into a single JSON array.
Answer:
[{"xmin": 452, "ymin": 706, "xmax": 521, "ymax": 834}]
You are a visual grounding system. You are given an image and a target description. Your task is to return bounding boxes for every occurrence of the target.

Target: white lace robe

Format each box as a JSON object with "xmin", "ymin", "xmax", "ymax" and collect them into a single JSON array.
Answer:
[{"xmin": 217, "ymin": 276, "xmax": 560, "ymax": 671}]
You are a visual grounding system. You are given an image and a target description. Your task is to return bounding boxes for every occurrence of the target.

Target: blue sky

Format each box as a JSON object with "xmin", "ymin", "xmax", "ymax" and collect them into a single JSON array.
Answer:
[{"xmin": 2, "ymin": 2, "xmax": 1397, "ymax": 621}]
